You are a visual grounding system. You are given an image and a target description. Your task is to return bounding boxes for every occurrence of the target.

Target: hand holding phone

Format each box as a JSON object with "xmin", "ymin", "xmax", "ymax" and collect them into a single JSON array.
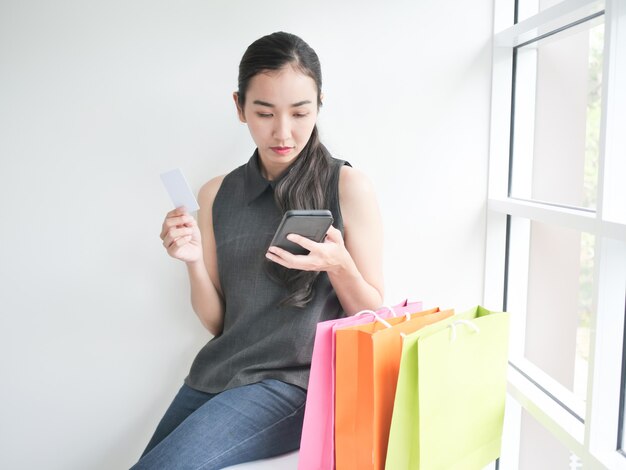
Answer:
[{"xmin": 270, "ymin": 210, "xmax": 334, "ymax": 255}]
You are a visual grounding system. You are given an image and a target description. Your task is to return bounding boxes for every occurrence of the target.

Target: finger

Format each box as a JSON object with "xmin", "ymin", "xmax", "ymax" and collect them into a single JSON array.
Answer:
[
  {"xmin": 163, "ymin": 233, "xmax": 176, "ymax": 248},
  {"xmin": 166, "ymin": 207, "xmax": 188, "ymax": 218},
  {"xmin": 266, "ymin": 246, "xmax": 300, "ymax": 267},
  {"xmin": 165, "ymin": 233, "xmax": 192, "ymax": 250},
  {"xmin": 167, "ymin": 214, "xmax": 194, "ymax": 226},
  {"xmin": 166, "ymin": 227, "xmax": 194, "ymax": 242},
  {"xmin": 174, "ymin": 206, "xmax": 189, "ymax": 215},
  {"xmin": 266, "ymin": 246, "xmax": 318, "ymax": 271},
  {"xmin": 172, "ymin": 234, "xmax": 193, "ymax": 248},
  {"xmin": 161, "ymin": 215, "xmax": 195, "ymax": 239},
  {"xmin": 265, "ymin": 248, "xmax": 294, "ymax": 268},
  {"xmin": 163, "ymin": 225, "xmax": 195, "ymax": 245},
  {"xmin": 161, "ymin": 220, "xmax": 180, "ymax": 240},
  {"xmin": 285, "ymin": 233, "xmax": 318, "ymax": 251},
  {"xmin": 266, "ymin": 245, "xmax": 296, "ymax": 259},
  {"xmin": 324, "ymin": 225, "xmax": 342, "ymax": 242},
  {"xmin": 265, "ymin": 249, "xmax": 287, "ymax": 266}
]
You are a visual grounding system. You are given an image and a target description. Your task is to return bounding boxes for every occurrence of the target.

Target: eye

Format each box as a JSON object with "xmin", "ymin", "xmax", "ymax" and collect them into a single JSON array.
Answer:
[
  {"xmin": 257, "ymin": 112, "xmax": 273, "ymax": 118},
  {"xmin": 294, "ymin": 113, "xmax": 309, "ymax": 118}
]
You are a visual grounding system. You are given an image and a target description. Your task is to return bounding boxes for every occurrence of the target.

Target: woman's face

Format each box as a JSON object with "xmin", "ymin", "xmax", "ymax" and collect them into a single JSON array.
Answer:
[{"xmin": 235, "ymin": 65, "xmax": 319, "ymax": 178}]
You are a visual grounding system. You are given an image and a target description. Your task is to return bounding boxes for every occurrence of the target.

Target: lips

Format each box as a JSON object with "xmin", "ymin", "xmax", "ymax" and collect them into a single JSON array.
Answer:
[{"xmin": 270, "ymin": 146, "xmax": 293, "ymax": 156}]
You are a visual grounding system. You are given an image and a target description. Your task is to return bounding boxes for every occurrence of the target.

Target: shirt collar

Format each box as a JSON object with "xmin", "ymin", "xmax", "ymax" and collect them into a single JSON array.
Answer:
[
  {"xmin": 243, "ymin": 150, "xmax": 270, "ymax": 205},
  {"xmin": 243, "ymin": 149, "xmax": 296, "ymax": 205}
]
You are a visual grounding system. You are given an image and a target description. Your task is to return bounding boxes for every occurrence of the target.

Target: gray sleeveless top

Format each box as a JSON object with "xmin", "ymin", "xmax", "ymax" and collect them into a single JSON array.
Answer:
[{"xmin": 185, "ymin": 151, "xmax": 349, "ymax": 393}]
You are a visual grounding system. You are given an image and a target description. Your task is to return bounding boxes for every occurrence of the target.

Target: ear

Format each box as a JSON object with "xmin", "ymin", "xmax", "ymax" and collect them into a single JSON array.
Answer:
[
  {"xmin": 233, "ymin": 92, "xmax": 246, "ymax": 123},
  {"xmin": 319, "ymin": 92, "xmax": 324, "ymax": 108}
]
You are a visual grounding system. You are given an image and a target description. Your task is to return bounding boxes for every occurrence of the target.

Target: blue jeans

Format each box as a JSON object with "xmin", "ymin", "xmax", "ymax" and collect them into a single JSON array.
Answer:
[{"xmin": 131, "ymin": 379, "xmax": 306, "ymax": 469}]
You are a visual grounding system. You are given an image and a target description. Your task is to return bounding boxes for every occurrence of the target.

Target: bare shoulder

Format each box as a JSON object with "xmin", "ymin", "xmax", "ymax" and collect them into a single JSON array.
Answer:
[
  {"xmin": 338, "ymin": 165, "xmax": 377, "ymax": 206},
  {"xmin": 198, "ymin": 174, "xmax": 226, "ymax": 209},
  {"xmin": 338, "ymin": 165, "xmax": 380, "ymax": 233}
]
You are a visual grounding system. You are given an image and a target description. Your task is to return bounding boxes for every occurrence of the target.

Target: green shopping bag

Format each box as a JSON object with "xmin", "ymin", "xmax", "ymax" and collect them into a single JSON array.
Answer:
[{"xmin": 385, "ymin": 306, "xmax": 509, "ymax": 470}]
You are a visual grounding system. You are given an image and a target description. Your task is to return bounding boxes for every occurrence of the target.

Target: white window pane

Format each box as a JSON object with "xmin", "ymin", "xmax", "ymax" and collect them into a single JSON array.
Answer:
[
  {"xmin": 518, "ymin": 409, "xmax": 582, "ymax": 469},
  {"xmin": 507, "ymin": 217, "xmax": 594, "ymax": 407},
  {"xmin": 510, "ymin": 19, "xmax": 604, "ymax": 210},
  {"xmin": 517, "ymin": 0, "xmax": 568, "ymax": 23}
]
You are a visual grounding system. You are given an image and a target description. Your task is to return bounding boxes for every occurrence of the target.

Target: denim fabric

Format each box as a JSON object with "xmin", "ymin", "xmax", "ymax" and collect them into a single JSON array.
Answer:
[{"xmin": 131, "ymin": 380, "xmax": 306, "ymax": 469}]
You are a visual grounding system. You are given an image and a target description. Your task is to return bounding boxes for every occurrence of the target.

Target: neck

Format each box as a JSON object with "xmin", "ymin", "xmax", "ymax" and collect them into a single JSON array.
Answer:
[{"xmin": 258, "ymin": 152, "xmax": 295, "ymax": 181}]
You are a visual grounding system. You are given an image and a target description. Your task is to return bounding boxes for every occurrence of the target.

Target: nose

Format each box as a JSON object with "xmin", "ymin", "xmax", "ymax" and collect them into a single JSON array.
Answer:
[{"xmin": 272, "ymin": 115, "xmax": 291, "ymax": 141}]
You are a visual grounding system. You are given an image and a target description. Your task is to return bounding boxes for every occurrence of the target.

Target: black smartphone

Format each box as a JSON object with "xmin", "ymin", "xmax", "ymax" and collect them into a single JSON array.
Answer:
[{"xmin": 269, "ymin": 210, "xmax": 334, "ymax": 255}]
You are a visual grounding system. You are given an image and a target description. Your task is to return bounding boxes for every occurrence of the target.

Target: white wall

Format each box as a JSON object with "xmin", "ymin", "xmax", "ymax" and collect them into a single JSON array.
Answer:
[{"xmin": 0, "ymin": 1, "xmax": 494, "ymax": 468}]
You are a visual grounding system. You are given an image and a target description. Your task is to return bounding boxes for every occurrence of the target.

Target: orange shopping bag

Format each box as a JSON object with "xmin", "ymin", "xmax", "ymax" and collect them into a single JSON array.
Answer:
[{"xmin": 334, "ymin": 307, "xmax": 454, "ymax": 470}]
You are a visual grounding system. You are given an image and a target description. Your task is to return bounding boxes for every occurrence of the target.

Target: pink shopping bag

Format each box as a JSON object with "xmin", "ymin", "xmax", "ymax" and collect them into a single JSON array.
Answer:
[{"xmin": 297, "ymin": 300, "xmax": 423, "ymax": 470}]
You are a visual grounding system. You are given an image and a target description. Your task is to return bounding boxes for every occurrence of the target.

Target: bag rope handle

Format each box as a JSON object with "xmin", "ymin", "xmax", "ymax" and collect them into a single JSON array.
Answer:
[
  {"xmin": 448, "ymin": 319, "xmax": 480, "ymax": 342},
  {"xmin": 378, "ymin": 304, "xmax": 411, "ymax": 321},
  {"xmin": 354, "ymin": 308, "xmax": 377, "ymax": 317},
  {"xmin": 353, "ymin": 309, "xmax": 393, "ymax": 328},
  {"xmin": 353, "ymin": 308, "xmax": 393, "ymax": 328}
]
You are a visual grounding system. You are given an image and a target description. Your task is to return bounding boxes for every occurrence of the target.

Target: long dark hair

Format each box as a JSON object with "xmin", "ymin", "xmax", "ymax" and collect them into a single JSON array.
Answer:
[{"xmin": 237, "ymin": 32, "xmax": 333, "ymax": 308}]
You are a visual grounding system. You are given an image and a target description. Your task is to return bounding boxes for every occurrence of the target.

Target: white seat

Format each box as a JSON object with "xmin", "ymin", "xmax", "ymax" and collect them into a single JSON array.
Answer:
[{"xmin": 222, "ymin": 450, "xmax": 299, "ymax": 469}]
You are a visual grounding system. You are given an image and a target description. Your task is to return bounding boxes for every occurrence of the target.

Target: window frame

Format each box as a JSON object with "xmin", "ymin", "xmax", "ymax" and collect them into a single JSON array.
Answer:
[{"xmin": 485, "ymin": 0, "xmax": 626, "ymax": 468}]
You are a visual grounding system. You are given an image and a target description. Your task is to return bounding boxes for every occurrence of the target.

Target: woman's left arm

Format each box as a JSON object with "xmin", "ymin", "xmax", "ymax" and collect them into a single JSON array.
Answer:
[{"xmin": 265, "ymin": 166, "xmax": 384, "ymax": 315}]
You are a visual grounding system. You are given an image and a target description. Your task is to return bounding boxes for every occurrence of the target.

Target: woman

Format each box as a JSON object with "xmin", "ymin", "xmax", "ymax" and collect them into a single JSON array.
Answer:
[{"xmin": 133, "ymin": 31, "xmax": 383, "ymax": 469}]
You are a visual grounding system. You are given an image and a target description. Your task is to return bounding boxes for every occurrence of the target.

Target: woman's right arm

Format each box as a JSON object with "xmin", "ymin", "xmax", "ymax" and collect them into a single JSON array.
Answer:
[{"xmin": 160, "ymin": 175, "xmax": 226, "ymax": 335}]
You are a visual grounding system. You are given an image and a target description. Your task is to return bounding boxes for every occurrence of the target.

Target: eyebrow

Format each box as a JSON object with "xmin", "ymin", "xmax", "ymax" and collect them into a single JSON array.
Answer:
[{"xmin": 252, "ymin": 99, "xmax": 312, "ymax": 108}]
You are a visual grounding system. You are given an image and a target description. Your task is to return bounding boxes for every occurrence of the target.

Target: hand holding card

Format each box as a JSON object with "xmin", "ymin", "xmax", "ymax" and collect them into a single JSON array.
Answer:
[{"xmin": 160, "ymin": 168, "xmax": 200, "ymax": 212}]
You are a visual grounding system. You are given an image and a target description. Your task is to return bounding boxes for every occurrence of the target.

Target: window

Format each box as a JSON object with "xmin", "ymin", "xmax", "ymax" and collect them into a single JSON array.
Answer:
[
  {"xmin": 518, "ymin": 407, "xmax": 582, "ymax": 469},
  {"xmin": 485, "ymin": 0, "xmax": 626, "ymax": 468},
  {"xmin": 509, "ymin": 19, "xmax": 604, "ymax": 210},
  {"xmin": 507, "ymin": 217, "xmax": 594, "ymax": 408}
]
